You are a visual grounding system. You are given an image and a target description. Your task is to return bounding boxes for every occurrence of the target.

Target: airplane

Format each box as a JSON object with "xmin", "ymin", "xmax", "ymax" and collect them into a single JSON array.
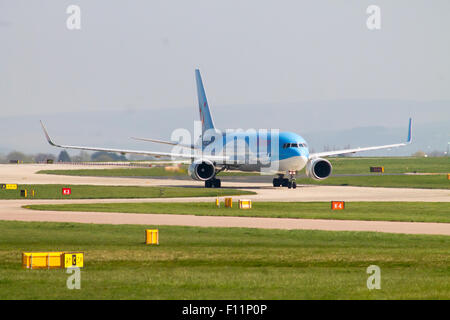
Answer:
[{"xmin": 41, "ymin": 69, "xmax": 412, "ymax": 189}]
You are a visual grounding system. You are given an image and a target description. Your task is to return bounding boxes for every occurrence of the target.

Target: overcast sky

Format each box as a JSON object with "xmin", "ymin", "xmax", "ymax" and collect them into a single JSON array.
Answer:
[{"xmin": 1, "ymin": 0, "xmax": 449, "ymax": 118}]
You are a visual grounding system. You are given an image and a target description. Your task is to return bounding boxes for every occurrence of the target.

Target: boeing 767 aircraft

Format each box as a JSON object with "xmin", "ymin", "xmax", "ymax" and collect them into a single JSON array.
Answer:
[{"xmin": 41, "ymin": 69, "xmax": 412, "ymax": 189}]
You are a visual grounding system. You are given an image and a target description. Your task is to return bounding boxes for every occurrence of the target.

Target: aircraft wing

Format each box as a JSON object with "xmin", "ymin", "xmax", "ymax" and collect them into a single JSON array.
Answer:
[
  {"xmin": 309, "ymin": 118, "xmax": 412, "ymax": 158},
  {"xmin": 130, "ymin": 137, "xmax": 199, "ymax": 150},
  {"xmin": 40, "ymin": 121, "xmax": 221, "ymax": 160}
]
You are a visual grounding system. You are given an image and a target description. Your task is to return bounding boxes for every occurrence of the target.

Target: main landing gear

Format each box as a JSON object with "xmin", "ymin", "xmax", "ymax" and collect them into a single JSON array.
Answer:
[
  {"xmin": 273, "ymin": 172, "xmax": 297, "ymax": 189},
  {"xmin": 205, "ymin": 178, "xmax": 221, "ymax": 188},
  {"xmin": 204, "ymin": 167, "xmax": 225, "ymax": 188}
]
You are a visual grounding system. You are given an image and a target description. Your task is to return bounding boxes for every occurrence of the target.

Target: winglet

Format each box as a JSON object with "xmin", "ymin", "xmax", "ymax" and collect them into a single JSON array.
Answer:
[
  {"xmin": 406, "ymin": 118, "xmax": 412, "ymax": 144},
  {"xmin": 40, "ymin": 121, "xmax": 58, "ymax": 147}
]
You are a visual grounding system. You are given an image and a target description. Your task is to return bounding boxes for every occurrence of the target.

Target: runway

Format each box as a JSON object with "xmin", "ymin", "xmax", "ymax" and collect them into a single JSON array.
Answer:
[
  {"xmin": 0, "ymin": 164, "xmax": 449, "ymax": 236},
  {"xmin": 1, "ymin": 208, "xmax": 449, "ymax": 236},
  {"xmin": 1, "ymin": 164, "xmax": 449, "ymax": 202}
]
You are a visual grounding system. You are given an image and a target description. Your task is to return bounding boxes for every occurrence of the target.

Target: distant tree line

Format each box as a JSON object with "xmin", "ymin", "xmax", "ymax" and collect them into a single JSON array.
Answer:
[
  {"xmin": 0, "ymin": 150, "xmax": 130, "ymax": 163},
  {"xmin": 0, "ymin": 148, "xmax": 448, "ymax": 164},
  {"xmin": 412, "ymin": 150, "xmax": 448, "ymax": 157}
]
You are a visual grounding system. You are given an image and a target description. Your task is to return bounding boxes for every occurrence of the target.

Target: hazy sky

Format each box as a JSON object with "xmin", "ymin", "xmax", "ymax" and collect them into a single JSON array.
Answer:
[{"xmin": 1, "ymin": 0, "xmax": 449, "ymax": 119}]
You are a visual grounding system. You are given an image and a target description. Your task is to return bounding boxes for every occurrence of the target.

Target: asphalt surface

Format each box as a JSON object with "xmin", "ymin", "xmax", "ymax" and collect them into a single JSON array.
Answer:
[{"xmin": 0, "ymin": 164, "xmax": 449, "ymax": 235}]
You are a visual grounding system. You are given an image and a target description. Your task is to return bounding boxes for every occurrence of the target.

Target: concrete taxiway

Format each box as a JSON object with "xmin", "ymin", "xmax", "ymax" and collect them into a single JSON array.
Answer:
[
  {"xmin": 1, "ymin": 164, "xmax": 449, "ymax": 202},
  {"xmin": 0, "ymin": 164, "xmax": 449, "ymax": 236}
]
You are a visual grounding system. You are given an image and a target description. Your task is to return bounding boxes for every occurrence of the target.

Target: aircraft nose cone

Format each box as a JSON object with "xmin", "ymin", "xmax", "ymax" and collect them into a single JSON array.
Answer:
[
  {"xmin": 292, "ymin": 148, "xmax": 302, "ymax": 157},
  {"xmin": 299, "ymin": 147, "xmax": 310, "ymax": 158}
]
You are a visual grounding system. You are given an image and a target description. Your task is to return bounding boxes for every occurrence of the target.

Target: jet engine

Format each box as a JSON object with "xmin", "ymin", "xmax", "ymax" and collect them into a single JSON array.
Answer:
[
  {"xmin": 188, "ymin": 159, "xmax": 216, "ymax": 181},
  {"xmin": 306, "ymin": 158, "xmax": 332, "ymax": 180}
]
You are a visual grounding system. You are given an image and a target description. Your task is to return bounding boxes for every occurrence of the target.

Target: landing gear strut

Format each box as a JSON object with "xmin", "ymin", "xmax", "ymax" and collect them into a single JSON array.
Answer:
[
  {"xmin": 273, "ymin": 172, "xmax": 297, "ymax": 189},
  {"xmin": 288, "ymin": 170, "xmax": 297, "ymax": 189}
]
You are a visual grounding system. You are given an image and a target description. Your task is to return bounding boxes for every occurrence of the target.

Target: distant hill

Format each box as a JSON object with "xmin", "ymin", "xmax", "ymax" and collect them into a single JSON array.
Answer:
[
  {"xmin": 303, "ymin": 122, "xmax": 449, "ymax": 156},
  {"xmin": 1, "ymin": 100, "xmax": 448, "ymax": 156}
]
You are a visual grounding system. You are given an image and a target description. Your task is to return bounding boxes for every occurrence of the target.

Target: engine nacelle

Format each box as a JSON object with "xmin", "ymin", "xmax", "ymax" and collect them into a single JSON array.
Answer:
[
  {"xmin": 188, "ymin": 159, "xmax": 216, "ymax": 181},
  {"xmin": 306, "ymin": 158, "xmax": 332, "ymax": 180}
]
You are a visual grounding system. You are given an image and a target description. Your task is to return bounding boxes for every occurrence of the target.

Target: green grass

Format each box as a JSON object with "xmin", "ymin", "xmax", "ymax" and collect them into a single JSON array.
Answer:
[
  {"xmin": 0, "ymin": 221, "xmax": 448, "ymax": 299},
  {"xmin": 25, "ymin": 202, "xmax": 450, "ymax": 223},
  {"xmin": 37, "ymin": 157, "xmax": 449, "ymax": 177},
  {"xmin": 37, "ymin": 166, "xmax": 256, "ymax": 177},
  {"xmin": 326, "ymin": 156, "xmax": 449, "ymax": 174},
  {"xmin": 34, "ymin": 157, "xmax": 449, "ymax": 191},
  {"xmin": 36, "ymin": 157, "xmax": 449, "ymax": 189},
  {"xmin": 0, "ymin": 184, "xmax": 254, "ymax": 200},
  {"xmin": 38, "ymin": 166, "xmax": 189, "ymax": 177},
  {"xmin": 299, "ymin": 175, "xmax": 450, "ymax": 189}
]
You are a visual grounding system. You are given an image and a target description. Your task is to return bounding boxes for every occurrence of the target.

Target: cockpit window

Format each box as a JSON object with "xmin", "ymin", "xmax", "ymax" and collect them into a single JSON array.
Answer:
[{"xmin": 283, "ymin": 143, "xmax": 306, "ymax": 149}]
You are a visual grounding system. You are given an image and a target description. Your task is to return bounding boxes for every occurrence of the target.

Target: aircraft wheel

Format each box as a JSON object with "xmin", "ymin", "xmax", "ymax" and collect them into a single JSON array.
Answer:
[
  {"xmin": 293, "ymin": 182, "xmax": 297, "ymax": 189},
  {"xmin": 214, "ymin": 179, "xmax": 221, "ymax": 188},
  {"xmin": 273, "ymin": 178, "xmax": 281, "ymax": 187},
  {"xmin": 205, "ymin": 180, "xmax": 212, "ymax": 188},
  {"xmin": 288, "ymin": 181, "xmax": 292, "ymax": 189},
  {"xmin": 282, "ymin": 179, "xmax": 289, "ymax": 187}
]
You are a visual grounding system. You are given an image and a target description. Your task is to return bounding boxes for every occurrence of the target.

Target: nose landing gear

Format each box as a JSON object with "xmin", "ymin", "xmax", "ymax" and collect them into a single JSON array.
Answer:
[
  {"xmin": 273, "ymin": 171, "xmax": 297, "ymax": 189},
  {"xmin": 288, "ymin": 170, "xmax": 297, "ymax": 189}
]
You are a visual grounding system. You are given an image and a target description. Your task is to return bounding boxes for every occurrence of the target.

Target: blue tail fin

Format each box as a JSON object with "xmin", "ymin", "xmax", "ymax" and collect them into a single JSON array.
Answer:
[{"xmin": 195, "ymin": 69, "xmax": 216, "ymax": 134}]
